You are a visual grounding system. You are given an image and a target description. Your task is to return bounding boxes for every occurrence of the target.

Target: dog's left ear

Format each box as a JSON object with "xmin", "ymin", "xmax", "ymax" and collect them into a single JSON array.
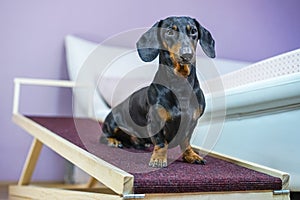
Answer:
[
  {"xmin": 136, "ymin": 21, "xmax": 161, "ymax": 62},
  {"xmin": 194, "ymin": 19, "xmax": 216, "ymax": 58}
]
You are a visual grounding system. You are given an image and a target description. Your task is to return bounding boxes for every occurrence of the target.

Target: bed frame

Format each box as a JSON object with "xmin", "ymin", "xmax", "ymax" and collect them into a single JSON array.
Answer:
[{"xmin": 10, "ymin": 78, "xmax": 290, "ymax": 200}]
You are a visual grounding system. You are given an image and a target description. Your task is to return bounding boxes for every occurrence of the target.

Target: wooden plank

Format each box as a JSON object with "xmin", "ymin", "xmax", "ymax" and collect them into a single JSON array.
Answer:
[
  {"xmin": 13, "ymin": 114, "xmax": 134, "ymax": 195},
  {"xmin": 143, "ymin": 191, "xmax": 290, "ymax": 200},
  {"xmin": 28, "ymin": 183, "xmax": 99, "ymax": 189},
  {"xmin": 9, "ymin": 185, "xmax": 289, "ymax": 200},
  {"xmin": 192, "ymin": 145, "xmax": 290, "ymax": 189},
  {"xmin": 86, "ymin": 177, "xmax": 98, "ymax": 188},
  {"xmin": 18, "ymin": 138, "xmax": 43, "ymax": 186},
  {"xmin": 9, "ymin": 185, "xmax": 122, "ymax": 200},
  {"xmin": 9, "ymin": 196, "xmax": 31, "ymax": 200}
]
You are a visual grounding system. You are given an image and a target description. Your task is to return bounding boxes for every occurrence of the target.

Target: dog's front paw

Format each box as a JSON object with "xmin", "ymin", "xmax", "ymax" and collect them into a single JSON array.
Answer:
[
  {"xmin": 182, "ymin": 147, "xmax": 206, "ymax": 165},
  {"xmin": 149, "ymin": 144, "xmax": 168, "ymax": 168}
]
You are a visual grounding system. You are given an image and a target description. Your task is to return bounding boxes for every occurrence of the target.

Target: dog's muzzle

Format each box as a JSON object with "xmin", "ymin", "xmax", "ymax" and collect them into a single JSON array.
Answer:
[{"xmin": 180, "ymin": 46, "xmax": 193, "ymax": 63}]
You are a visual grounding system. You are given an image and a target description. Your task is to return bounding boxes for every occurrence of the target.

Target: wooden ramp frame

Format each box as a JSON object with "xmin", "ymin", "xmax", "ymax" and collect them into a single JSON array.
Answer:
[{"xmin": 10, "ymin": 78, "xmax": 290, "ymax": 200}]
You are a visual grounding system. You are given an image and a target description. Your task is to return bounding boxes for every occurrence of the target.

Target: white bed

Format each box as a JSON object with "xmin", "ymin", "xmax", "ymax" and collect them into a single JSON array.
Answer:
[{"xmin": 196, "ymin": 49, "xmax": 300, "ymax": 191}]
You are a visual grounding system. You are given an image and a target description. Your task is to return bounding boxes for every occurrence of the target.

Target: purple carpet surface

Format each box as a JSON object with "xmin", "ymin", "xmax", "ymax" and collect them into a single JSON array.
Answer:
[{"xmin": 28, "ymin": 116, "xmax": 282, "ymax": 193}]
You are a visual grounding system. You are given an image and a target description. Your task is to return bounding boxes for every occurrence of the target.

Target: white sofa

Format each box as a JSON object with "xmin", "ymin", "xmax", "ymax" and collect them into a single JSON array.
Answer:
[{"xmin": 65, "ymin": 35, "xmax": 300, "ymax": 191}]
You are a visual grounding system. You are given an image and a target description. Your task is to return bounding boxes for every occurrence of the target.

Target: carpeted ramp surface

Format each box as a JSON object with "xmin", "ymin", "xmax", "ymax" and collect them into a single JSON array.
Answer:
[{"xmin": 28, "ymin": 116, "xmax": 282, "ymax": 193}]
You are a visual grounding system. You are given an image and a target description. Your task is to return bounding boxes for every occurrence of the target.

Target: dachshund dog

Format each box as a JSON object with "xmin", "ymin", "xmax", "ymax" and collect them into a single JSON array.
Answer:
[{"xmin": 101, "ymin": 16, "xmax": 215, "ymax": 168}]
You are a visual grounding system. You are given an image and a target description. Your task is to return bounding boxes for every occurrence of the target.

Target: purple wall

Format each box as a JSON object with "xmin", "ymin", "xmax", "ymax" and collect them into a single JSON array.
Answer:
[{"xmin": 1, "ymin": 0, "xmax": 299, "ymax": 182}]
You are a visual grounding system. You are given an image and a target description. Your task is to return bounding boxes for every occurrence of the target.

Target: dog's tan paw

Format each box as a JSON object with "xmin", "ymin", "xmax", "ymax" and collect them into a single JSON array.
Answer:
[
  {"xmin": 149, "ymin": 144, "xmax": 168, "ymax": 168},
  {"xmin": 182, "ymin": 147, "xmax": 206, "ymax": 165},
  {"xmin": 107, "ymin": 138, "xmax": 123, "ymax": 148}
]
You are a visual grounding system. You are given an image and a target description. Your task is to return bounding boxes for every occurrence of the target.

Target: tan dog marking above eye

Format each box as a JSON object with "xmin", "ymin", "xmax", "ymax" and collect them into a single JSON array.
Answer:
[
  {"xmin": 172, "ymin": 25, "xmax": 178, "ymax": 31},
  {"xmin": 186, "ymin": 24, "xmax": 191, "ymax": 32}
]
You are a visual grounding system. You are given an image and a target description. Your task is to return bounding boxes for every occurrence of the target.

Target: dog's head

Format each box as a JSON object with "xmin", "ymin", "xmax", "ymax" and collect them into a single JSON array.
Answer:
[{"xmin": 137, "ymin": 16, "xmax": 215, "ymax": 77}]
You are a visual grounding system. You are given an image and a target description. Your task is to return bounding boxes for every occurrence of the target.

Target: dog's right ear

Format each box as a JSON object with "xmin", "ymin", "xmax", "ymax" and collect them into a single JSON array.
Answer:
[
  {"xmin": 136, "ymin": 21, "xmax": 161, "ymax": 62},
  {"xmin": 194, "ymin": 19, "xmax": 216, "ymax": 58}
]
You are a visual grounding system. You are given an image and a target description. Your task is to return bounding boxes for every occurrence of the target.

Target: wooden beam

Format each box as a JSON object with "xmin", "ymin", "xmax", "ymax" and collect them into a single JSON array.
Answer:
[
  {"xmin": 9, "ymin": 185, "xmax": 290, "ymax": 200},
  {"xmin": 143, "ymin": 191, "xmax": 290, "ymax": 200},
  {"xmin": 86, "ymin": 177, "xmax": 98, "ymax": 188},
  {"xmin": 9, "ymin": 185, "xmax": 122, "ymax": 200},
  {"xmin": 18, "ymin": 138, "xmax": 43, "ymax": 186},
  {"xmin": 13, "ymin": 114, "xmax": 134, "ymax": 195}
]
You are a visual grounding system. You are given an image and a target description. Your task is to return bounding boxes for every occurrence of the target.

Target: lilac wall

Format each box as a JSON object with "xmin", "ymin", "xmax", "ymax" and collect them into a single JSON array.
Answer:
[{"xmin": 1, "ymin": 0, "xmax": 299, "ymax": 182}]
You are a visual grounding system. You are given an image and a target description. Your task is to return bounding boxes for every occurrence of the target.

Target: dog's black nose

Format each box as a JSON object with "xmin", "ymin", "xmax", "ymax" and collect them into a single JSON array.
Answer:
[
  {"xmin": 180, "ymin": 46, "xmax": 193, "ymax": 62},
  {"xmin": 181, "ymin": 53, "xmax": 193, "ymax": 62}
]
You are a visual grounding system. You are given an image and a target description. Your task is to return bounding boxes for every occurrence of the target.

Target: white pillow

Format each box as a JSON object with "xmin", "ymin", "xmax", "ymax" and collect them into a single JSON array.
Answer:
[
  {"xmin": 65, "ymin": 35, "xmax": 110, "ymax": 120},
  {"xmin": 65, "ymin": 35, "xmax": 98, "ymax": 81},
  {"xmin": 64, "ymin": 35, "xmax": 158, "ymax": 120}
]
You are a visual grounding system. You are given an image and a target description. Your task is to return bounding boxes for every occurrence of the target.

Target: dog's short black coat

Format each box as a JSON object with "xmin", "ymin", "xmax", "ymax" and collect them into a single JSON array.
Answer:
[{"xmin": 100, "ymin": 16, "xmax": 215, "ymax": 168}]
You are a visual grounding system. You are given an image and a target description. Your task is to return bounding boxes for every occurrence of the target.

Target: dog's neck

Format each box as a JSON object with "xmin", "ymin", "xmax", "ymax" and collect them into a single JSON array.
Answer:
[{"xmin": 154, "ymin": 51, "xmax": 197, "ymax": 87}]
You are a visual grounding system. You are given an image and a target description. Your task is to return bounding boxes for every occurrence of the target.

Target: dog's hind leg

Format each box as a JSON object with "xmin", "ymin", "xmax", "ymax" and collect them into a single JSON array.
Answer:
[
  {"xmin": 180, "ymin": 137, "xmax": 206, "ymax": 165},
  {"xmin": 100, "ymin": 112, "xmax": 124, "ymax": 148},
  {"xmin": 100, "ymin": 136, "xmax": 123, "ymax": 148}
]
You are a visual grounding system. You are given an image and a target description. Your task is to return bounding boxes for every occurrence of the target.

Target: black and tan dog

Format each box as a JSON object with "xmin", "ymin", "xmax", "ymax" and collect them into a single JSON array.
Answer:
[{"xmin": 101, "ymin": 16, "xmax": 215, "ymax": 168}]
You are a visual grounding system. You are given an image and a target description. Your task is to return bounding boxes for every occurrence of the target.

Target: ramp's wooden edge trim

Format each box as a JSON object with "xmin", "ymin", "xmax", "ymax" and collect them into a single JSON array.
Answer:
[
  {"xmin": 143, "ymin": 190, "xmax": 290, "ymax": 200},
  {"xmin": 192, "ymin": 145, "xmax": 290, "ymax": 190},
  {"xmin": 9, "ymin": 185, "xmax": 290, "ymax": 200},
  {"xmin": 9, "ymin": 185, "xmax": 122, "ymax": 200},
  {"xmin": 13, "ymin": 113, "xmax": 134, "ymax": 195}
]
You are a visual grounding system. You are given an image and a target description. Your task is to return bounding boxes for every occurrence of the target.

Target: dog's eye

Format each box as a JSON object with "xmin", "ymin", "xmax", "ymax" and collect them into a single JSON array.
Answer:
[
  {"xmin": 190, "ymin": 27, "xmax": 197, "ymax": 35},
  {"xmin": 189, "ymin": 27, "xmax": 198, "ymax": 40},
  {"xmin": 166, "ymin": 29, "xmax": 175, "ymax": 36}
]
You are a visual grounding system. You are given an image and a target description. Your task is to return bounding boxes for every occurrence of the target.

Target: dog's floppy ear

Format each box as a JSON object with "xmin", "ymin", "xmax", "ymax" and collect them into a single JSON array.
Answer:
[
  {"xmin": 136, "ymin": 21, "xmax": 161, "ymax": 62},
  {"xmin": 194, "ymin": 19, "xmax": 216, "ymax": 58}
]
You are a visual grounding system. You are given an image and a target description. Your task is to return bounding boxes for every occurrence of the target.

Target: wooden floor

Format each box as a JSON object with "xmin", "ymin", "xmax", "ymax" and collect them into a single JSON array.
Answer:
[
  {"xmin": 1, "ymin": 184, "xmax": 299, "ymax": 200},
  {"xmin": 0, "ymin": 184, "xmax": 9, "ymax": 200}
]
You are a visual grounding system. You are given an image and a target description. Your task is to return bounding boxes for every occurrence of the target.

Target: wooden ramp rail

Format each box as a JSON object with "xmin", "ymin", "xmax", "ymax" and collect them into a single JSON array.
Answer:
[{"xmin": 11, "ymin": 78, "xmax": 134, "ymax": 199}]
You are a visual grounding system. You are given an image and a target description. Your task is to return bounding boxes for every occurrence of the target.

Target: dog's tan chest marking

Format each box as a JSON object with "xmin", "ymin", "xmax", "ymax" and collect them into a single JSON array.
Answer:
[
  {"xmin": 174, "ymin": 63, "xmax": 190, "ymax": 78},
  {"xmin": 157, "ymin": 107, "xmax": 172, "ymax": 121}
]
